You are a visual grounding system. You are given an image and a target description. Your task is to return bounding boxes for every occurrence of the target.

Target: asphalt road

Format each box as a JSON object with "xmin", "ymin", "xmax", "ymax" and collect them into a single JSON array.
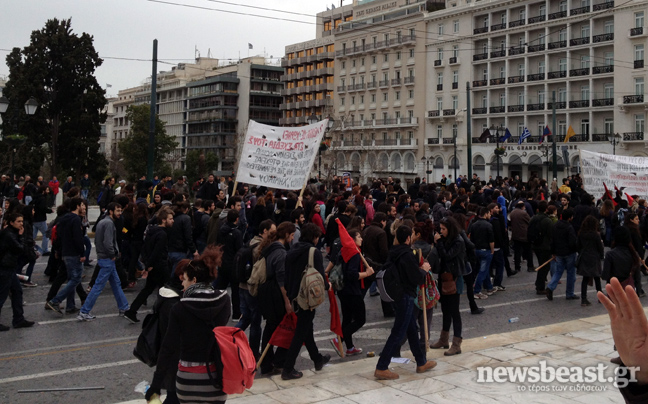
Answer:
[{"xmin": 0, "ymin": 244, "xmax": 630, "ymax": 404}]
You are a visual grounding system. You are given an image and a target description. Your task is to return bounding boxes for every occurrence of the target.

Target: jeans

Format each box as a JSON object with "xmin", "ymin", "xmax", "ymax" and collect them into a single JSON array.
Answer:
[
  {"xmin": 84, "ymin": 235, "xmax": 92, "ymax": 262},
  {"xmin": 491, "ymin": 250, "xmax": 505, "ymax": 287},
  {"xmin": 283, "ymin": 309, "xmax": 323, "ymax": 373},
  {"xmin": 547, "ymin": 253, "xmax": 577, "ymax": 297},
  {"xmin": 0, "ymin": 270, "xmax": 25, "ymax": 326},
  {"xmin": 16, "ymin": 256, "xmax": 36, "ymax": 282},
  {"xmin": 24, "ymin": 195, "xmax": 32, "ymax": 206},
  {"xmin": 81, "ymin": 258, "xmax": 129, "ymax": 314},
  {"xmin": 236, "ymin": 288, "xmax": 262, "ymax": 358},
  {"xmin": 473, "ymin": 250, "xmax": 494, "ymax": 294},
  {"xmin": 51, "ymin": 256, "xmax": 84, "ymax": 310},
  {"xmin": 81, "ymin": 189, "xmax": 89, "ymax": 200},
  {"xmin": 33, "ymin": 221, "xmax": 50, "ymax": 253},
  {"xmin": 376, "ymin": 294, "xmax": 427, "ymax": 370},
  {"xmin": 168, "ymin": 252, "xmax": 188, "ymax": 275}
]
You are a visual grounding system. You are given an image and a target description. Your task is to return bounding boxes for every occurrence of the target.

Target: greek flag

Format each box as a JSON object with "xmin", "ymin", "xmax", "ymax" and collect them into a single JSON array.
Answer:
[{"xmin": 518, "ymin": 127, "xmax": 531, "ymax": 145}]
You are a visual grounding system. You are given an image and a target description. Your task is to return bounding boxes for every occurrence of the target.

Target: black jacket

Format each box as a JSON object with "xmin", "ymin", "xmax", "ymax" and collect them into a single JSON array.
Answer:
[
  {"xmin": 551, "ymin": 220, "xmax": 578, "ymax": 256},
  {"xmin": 31, "ymin": 193, "xmax": 51, "ymax": 222},
  {"xmin": 361, "ymin": 222, "xmax": 389, "ymax": 267},
  {"xmin": 436, "ymin": 235, "xmax": 466, "ymax": 281},
  {"xmin": 602, "ymin": 246, "xmax": 636, "ymax": 283},
  {"xmin": 217, "ymin": 221, "xmax": 243, "ymax": 270},
  {"xmin": 285, "ymin": 240, "xmax": 327, "ymax": 301},
  {"xmin": 468, "ymin": 218, "xmax": 494, "ymax": 250},
  {"xmin": 58, "ymin": 212, "xmax": 85, "ymax": 257},
  {"xmin": 142, "ymin": 225, "xmax": 169, "ymax": 271},
  {"xmin": 198, "ymin": 181, "xmax": 219, "ymax": 201},
  {"xmin": 389, "ymin": 244, "xmax": 426, "ymax": 298},
  {"xmin": 0, "ymin": 226, "xmax": 24, "ymax": 271},
  {"xmin": 168, "ymin": 212, "xmax": 196, "ymax": 254},
  {"xmin": 577, "ymin": 231, "xmax": 604, "ymax": 277}
]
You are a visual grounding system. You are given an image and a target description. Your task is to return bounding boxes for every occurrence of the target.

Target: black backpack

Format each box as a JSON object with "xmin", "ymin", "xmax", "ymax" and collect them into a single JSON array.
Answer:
[
  {"xmin": 376, "ymin": 258, "xmax": 404, "ymax": 303},
  {"xmin": 234, "ymin": 245, "xmax": 255, "ymax": 284},
  {"xmin": 527, "ymin": 217, "xmax": 545, "ymax": 246}
]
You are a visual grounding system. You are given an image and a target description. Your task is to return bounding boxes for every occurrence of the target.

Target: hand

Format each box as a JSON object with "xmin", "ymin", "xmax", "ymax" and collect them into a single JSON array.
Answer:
[
  {"xmin": 18, "ymin": 227, "xmax": 24, "ymax": 235},
  {"xmin": 433, "ymin": 232, "xmax": 441, "ymax": 242},
  {"xmin": 365, "ymin": 266, "xmax": 375, "ymax": 276},
  {"xmin": 490, "ymin": 250, "xmax": 494, "ymax": 255},
  {"xmin": 285, "ymin": 300, "xmax": 293, "ymax": 314},
  {"xmin": 421, "ymin": 262, "xmax": 431, "ymax": 272},
  {"xmin": 80, "ymin": 257, "xmax": 86, "ymax": 263},
  {"xmin": 598, "ymin": 277, "xmax": 648, "ymax": 384}
]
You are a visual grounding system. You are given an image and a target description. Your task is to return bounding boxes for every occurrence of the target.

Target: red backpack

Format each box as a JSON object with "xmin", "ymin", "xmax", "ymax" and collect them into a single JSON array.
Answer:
[{"xmin": 209, "ymin": 326, "xmax": 256, "ymax": 394}]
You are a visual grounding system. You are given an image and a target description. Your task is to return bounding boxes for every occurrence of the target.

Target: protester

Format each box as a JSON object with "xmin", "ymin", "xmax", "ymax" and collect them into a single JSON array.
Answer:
[{"xmin": 577, "ymin": 215, "xmax": 604, "ymax": 306}]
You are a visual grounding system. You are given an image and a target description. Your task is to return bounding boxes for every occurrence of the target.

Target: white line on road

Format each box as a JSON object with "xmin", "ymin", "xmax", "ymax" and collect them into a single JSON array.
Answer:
[
  {"xmin": 0, "ymin": 336, "xmax": 137, "ymax": 358},
  {"xmin": 0, "ymin": 359, "xmax": 140, "ymax": 384},
  {"xmin": 38, "ymin": 310, "xmax": 150, "ymax": 325}
]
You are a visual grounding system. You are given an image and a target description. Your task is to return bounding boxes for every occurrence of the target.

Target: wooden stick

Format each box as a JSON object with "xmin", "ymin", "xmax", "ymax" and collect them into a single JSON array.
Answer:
[
  {"xmin": 232, "ymin": 181, "xmax": 238, "ymax": 196},
  {"xmin": 534, "ymin": 257, "xmax": 555, "ymax": 272},
  {"xmin": 256, "ymin": 343, "xmax": 272, "ymax": 371},
  {"xmin": 421, "ymin": 285, "xmax": 429, "ymax": 353},
  {"xmin": 337, "ymin": 334, "xmax": 345, "ymax": 358}
]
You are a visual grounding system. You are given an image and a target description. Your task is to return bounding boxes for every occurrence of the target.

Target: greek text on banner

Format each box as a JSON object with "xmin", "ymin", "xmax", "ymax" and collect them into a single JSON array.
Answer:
[
  {"xmin": 580, "ymin": 150, "xmax": 648, "ymax": 200},
  {"xmin": 236, "ymin": 119, "xmax": 328, "ymax": 190}
]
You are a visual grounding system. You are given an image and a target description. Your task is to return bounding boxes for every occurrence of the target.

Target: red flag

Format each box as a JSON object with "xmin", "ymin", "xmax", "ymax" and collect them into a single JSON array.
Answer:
[
  {"xmin": 336, "ymin": 218, "xmax": 365, "ymax": 288},
  {"xmin": 626, "ymin": 193, "xmax": 635, "ymax": 206},
  {"xmin": 268, "ymin": 312, "xmax": 297, "ymax": 349},
  {"xmin": 540, "ymin": 192, "xmax": 545, "ymax": 201},
  {"xmin": 603, "ymin": 182, "xmax": 618, "ymax": 206},
  {"xmin": 327, "ymin": 278, "xmax": 343, "ymax": 338}
]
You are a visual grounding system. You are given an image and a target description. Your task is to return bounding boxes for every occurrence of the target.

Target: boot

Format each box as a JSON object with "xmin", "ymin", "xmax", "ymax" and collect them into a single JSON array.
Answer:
[
  {"xmin": 444, "ymin": 336, "xmax": 462, "ymax": 356},
  {"xmin": 430, "ymin": 330, "xmax": 450, "ymax": 349}
]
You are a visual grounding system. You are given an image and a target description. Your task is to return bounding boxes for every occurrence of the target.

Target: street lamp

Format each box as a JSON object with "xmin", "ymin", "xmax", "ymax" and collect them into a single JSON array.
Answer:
[
  {"xmin": 0, "ymin": 96, "xmax": 39, "ymax": 191},
  {"xmin": 307, "ymin": 112, "xmax": 334, "ymax": 179},
  {"xmin": 608, "ymin": 133, "xmax": 620, "ymax": 156},
  {"xmin": 489, "ymin": 124, "xmax": 504, "ymax": 179},
  {"xmin": 453, "ymin": 132, "xmax": 458, "ymax": 180},
  {"xmin": 540, "ymin": 144, "xmax": 551, "ymax": 180}
]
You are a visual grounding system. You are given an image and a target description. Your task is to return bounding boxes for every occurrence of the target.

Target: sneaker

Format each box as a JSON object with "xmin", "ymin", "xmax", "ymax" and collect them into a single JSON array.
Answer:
[
  {"xmin": 22, "ymin": 281, "xmax": 38, "ymax": 287},
  {"xmin": 77, "ymin": 312, "xmax": 96, "ymax": 321},
  {"xmin": 65, "ymin": 307, "xmax": 79, "ymax": 314},
  {"xmin": 474, "ymin": 292, "xmax": 488, "ymax": 300},
  {"xmin": 119, "ymin": 310, "xmax": 126, "ymax": 317},
  {"xmin": 471, "ymin": 307, "xmax": 485, "ymax": 315},
  {"xmin": 330, "ymin": 337, "xmax": 342, "ymax": 357},
  {"xmin": 485, "ymin": 289, "xmax": 496, "ymax": 296},
  {"xmin": 346, "ymin": 347, "xmax": 363, "ymax": 356},
  {"xmin": 0, "ymin": 324, "xmax": 9, "ymax": 332},
  {"xmin": 123, "ymin": 311, "xmax": 139, "ymax": 324},
  {"xmin": 314, "ymin": 354, "xmax": 331, "ymax": 371},
  {"xmin": 546, "ymin": 288, "xmax": 553, "ymax": 301},
  {"xmin": 13, "ymin": 319, "xmax": 35, "ymax": 328},
  {"xmin": 46, "ymin": 301, "xmax": 63, "ymax": 315},
  {"xmin": 581, "ymin": 299, "xmax": 592, "ymax": 306},
  {"xmin": 281, "ymin": 369, "xmax": 303, "ymax": 380},
  {"xmin": 494, "ymin": 286, "xmax": 506, "ymax": 292}
]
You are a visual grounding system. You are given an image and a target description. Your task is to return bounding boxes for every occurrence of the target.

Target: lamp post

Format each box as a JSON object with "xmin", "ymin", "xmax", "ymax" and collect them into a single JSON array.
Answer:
[
  {"xmin": 489, "ymin": 124, "xmax": 503, "ymax": 179},
  {"xmin": 453, "ymin": 132, "xmax": 457, "ymax": 180},
  {"xmin": 608, "ymin": 133, "xmax": 620, "ymax": 156},
  {"xmin": 540, "ymin": 144, "xmax": 550, "ymax": 180},
  {"xmin": 0, "ymin": 96, "xmax": 39, "ymax": 190},
  {"xmin": 308, "ymin": 112, "xmax": 334, "ymax": 180}
]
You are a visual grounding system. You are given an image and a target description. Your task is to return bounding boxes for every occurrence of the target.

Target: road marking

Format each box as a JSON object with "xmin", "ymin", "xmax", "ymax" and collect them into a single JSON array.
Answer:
[
  {"xmin": 0, "ymin": 359, "xmax": 141, "ymax": 384},
  {"xmin": 38, "ymin": 310, "xmax": 150, "ymax": 325},
  {"xmin": 0, "ymin": 336, "xmax": 137, "ymax": 358},
  {"xmin": 0, "ymin": 340, "xmax": 136, "ymax": 361},
  {"xmin": 459, "ymin": 293, "xmax": 567, "ymax": 313}
]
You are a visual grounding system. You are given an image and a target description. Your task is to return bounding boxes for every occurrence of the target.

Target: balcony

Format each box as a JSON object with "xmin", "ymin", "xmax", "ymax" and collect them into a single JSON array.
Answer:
[
  {"xmin": 355, "ymin": 83, "xmax": 365, "ymax": 90},
  {"xmin": 630, "ymin": 27, "xmax": 644, "ymax": 36},
  {"xmin": 428, "ymin": 110, "xmax": 440, "ymax": 117},
  {"xmin": 404, "ymin": 77, "xmax": 415, "ymax": 85},
  {"xmin": 547, "ymin": 101, "xmax": 566, "ymax": 109},
  {"xmin": 473, "ymin": 79, "xmax": 487, "ymax": 87},
  {"xmin": 509, "ymin": 46, "xmax": 525, "ymax": 56},
  {"xmin": 491, "ymin": 23, "xmax": 507, "ymax": 31},
  {"xmin": 427, "ymin": 138, "xmax": 440, "ymax": 145},
  {"xmin": 391, "ymin": 79, "xmax": 401, "ymax": 86},
  {"xmin": 593, "ymin": 33, "xmax": 614, "ymax": 43},
  {"xmin": 548, "ymin": 40, "xmax": 567, "ymax": 49},
  {"xmin": 508, "ymin": 75, "xmax": 525, "ymax": 84},
  {"xmin": 623, "ymin": 95, "xmax": 644, "ymax": 104},
  {"xmin": 442, "ymin": 137, "xmax": 456, "ymax": 145},
  {"xmin": 593, "ymin": 1, "xmax": 614, "ymax": 11},
  {"xmin": 592, "ymin": 98, "xmax": 614, "ymax": 107},
  {"xmin": 379, "ymin": 80, "xmax": 390, "ymax": 88},
  {"xmin": 549, "ymin": 11, "xmax": 567, "ymax": 20},
  {"xmin": 437, "ymin": 84, "xmax": 443, "ymax": 91},
  {"xmin": 527, "ymin": 103, "xmax": 545, "ymax": 111},
  {"xmin": 593, "ymin": 65, "xmax": 614, "ymax": 74},
  {"xmin": 473, "ymin": 53, "xmax": 488, "ymax": 61},
  {"xmin": 472, "ymin": 107, "xmax": 487, "ymax": 114},
  {"xmin": 570, "ymin": 37, "xmax": 590, "ymax": 46},
  {"xmin": 509, "ymin": 19, "xmax": 525, "ymax": 28},
  {"xmin": 635, "ymin": 60, "xmax": 644, "ymax": 69},
  {"xmin": 337, "ymin": 85, "xmax": 346, "ymax": 92},
  {"xmin": 452, "ymin": 82, "xmax": 458, "ymax": 89},
  {"xmin": 528, "ymin": 44, "xmax": 545, "ymax": 53},
  {"xmin": 490, "ymin": 78, "xmax": 506, "ymax": 85},
  {"xmin": 474, "ymin": 26, "xmax": 489, "ymax": 34},
  {"xmin": 548, "ymin": 70, "xmax": 567, "ymax": 79},
  {"xmin": 527, "ymin": 73, "xmax": 545, "ymax": 81},
  {"xmin": 570, "ymin": 67, "xmax": 590, "ymax": 77},
  {"xmin": 367, "ymin": 82, "xmax": 377, "ymax": 89},
  {"xmin": 490, "ymin": 50, "xmax": 506, "ymax": 58},
  {"xmin": 558, "ymin": 134, "xmax": 588, "ymax": 142},
  {"xmin": 508, "ymin": 105, "xmax": 525, "ymax": 112},
  {"xmin": 490, "ymin": 106, "xmax": 505, "ymax": 113},
  {"xmin": 623, "ymin": 132, "xmax": 644, "ymax": 141},
  {"xmin": 449, "ymin": 56, "xmax": 458, "ymax": 64},
  {"xmin": 434, "ymin": 59, "xmax": 443, "ymax": 67},
  {"xmin": 569, "ymin": 100, "xmax": 590, "ymax": 108},
  {"xmin": 571, "ymin": 6, "xmax": 590, "ymax": 16},
  {"xmin": 592, "ymin": 134, "xmax": 611, "ymax": 141},
  {"xmin": 443, "ymin": 109, "xmax": 456, "ymax": 116},
  {"xmin": 529, "ymin": 15, "xmax": 546, "ymax": 24}
]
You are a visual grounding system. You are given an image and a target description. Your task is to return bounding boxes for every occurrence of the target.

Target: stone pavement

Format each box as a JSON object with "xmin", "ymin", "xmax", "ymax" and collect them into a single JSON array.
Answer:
[{"xmin": 117, "ymin": 310, "xmax": 632, "ymax": 404}]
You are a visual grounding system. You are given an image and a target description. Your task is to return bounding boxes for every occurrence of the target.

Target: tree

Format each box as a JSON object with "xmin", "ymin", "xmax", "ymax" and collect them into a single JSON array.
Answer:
[
  {"xmin": 3, "ymin": 18, "xmax": 108, "ymax": 181},
  {"xmin": 118, "ymin": 104, "xmax": 178, "ymax": 181},
  {"xmin": 185, "ymin": 150, "xmax": 220, "ymax": 183}
]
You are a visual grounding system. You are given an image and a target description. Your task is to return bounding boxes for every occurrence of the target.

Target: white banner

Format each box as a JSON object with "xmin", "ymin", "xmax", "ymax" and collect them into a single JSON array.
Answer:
[
  {"xmin": 580, "ymin": 150, "xmax": 648, "ymax": 199},
  {"xmin": 236, "ymin": 119, "xmax": 328, "ymax": 190}
]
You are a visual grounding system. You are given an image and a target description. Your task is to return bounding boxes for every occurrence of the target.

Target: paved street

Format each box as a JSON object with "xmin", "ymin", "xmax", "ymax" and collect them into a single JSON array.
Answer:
[{"xmin": 0, "ymin": 243, "xmax": 634, "ymax": 404}]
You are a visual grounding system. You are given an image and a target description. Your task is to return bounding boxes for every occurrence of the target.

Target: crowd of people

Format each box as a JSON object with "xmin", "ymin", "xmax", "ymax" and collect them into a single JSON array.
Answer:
[{"xmin": 1, "ymin": 171, "xmax": 647, "ymax": 403}]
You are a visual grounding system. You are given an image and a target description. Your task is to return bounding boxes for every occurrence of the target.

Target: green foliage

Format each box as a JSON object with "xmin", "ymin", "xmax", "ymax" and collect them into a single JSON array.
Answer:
[
  {"xmin": 3, "ymin": 18, "xmax": 107, "ymax": 180},
  {"xmin": 118, "ymin": 104, "xmax": 178, "ymax": 181},
  {"xmin": 184, "ymin": 149, "xmax": 220, "ymax": 183}
]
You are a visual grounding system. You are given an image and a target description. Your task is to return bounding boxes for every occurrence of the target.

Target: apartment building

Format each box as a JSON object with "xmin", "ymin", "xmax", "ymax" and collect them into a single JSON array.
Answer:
[
  {"xmin": 330, "ymin": 0, "xmax": 444, "ymax": 184},
  {"xmin": 110, "ymin": 86, "xmax": 143, "ymax": 158},
  {"xmin": 186, "ymin": 57, "xmax": 283, "ymax": 175},
  {"xmin": 425, "ymin": 0, "xmax": 648, "ymax": 183}
]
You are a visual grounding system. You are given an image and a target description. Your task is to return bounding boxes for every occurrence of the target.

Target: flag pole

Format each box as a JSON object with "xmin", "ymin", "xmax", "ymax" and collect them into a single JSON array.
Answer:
[
  {"xmin": 256, "ymin": 343, "xmax": 272, "ymax": 370},
  {"xmin": 421, "ymin": 285, "xmax": 429, "ymax": 352}
]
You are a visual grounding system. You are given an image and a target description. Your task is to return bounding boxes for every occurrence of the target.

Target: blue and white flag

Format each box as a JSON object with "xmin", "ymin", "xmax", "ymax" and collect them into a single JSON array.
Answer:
[
  {"xmin": 499, "ymin": 128, "xmax": 512, "ymax": 143},
  {"xmin": 518, "ymin": 127, "xmax": 531, "ymax": 145}
]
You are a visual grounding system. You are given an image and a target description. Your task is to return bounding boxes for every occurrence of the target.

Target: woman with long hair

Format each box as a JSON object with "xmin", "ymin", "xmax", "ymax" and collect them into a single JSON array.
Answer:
[
  {"xmin": 430, "ymin": 217, "xmax": 465, "ymax": 356},
  {"xmin": 577, "ymin": 215, "xmax": 604, "ymax": 306},
  {"xmin": 624, "ymin": 213, "xmax": 645, "ymax": 297},
  {"xmin": 600, "ymin": 199, "xmax": 615, "ymax": 246},
  {"xmin": 412, "ymin": 220, "xmax": 436, "ymax": 349},
  {"xmin": 146, "ymin": 249, "xmax": 231, "ymax": 404},
  {"xmin": 452, "ymin": 212, "xmax": 482, "ymax": 315}
]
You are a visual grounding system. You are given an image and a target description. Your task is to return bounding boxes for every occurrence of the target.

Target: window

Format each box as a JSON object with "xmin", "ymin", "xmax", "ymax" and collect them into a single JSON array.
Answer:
[
  {"xmin": 501, "ymin": 12, "xmax": 507, "ymax": 25},
  {"xmin": 636, "ymin": 11, "xmax": 644, "ymax": 28},
  {"xmin": 518, "ymin": 63, "xmax": 525, "ymax": 76},
  {"xmin": 438, "ymin": 24, "xmax": 444, "ymax": 35},
  {"xmin": 499, "ymin": 66, "xmax": 506, "ymax": 78},
  {"xmin": 559, "ymin": 88, "xmax": 566, "ymax": 102},
  {"xmin": 499, "ymin": 93, "xmax": 506, "ymax": 106},
  {"xmin": 409, "ymin": 49, "xmax": 415, "ymax": 58},
  {"xmin": 351, "ymin": 96, "xmax": 355, "ymax": 105},
  {"xmin": 559, "ymin": 121, "xmax": 566, "ymax": 136},
  {"xmin": 452, "ymin": 45, "xmax": 459, "ymax": 58},
  {"xmin": 383, "ymin": 72, "xmax": 389, "ymax": 81},
  {"xmin": 361, "ymin": 58, "xmax": 365, "ymax": 66},
  {"xmin": 383, "ymin": 92, "xmax": 388, "ymax": 102},
  {"xmin": 452, "ymin": 124, "xmax": 458, "ymax": 138},
  {"xmin": 483, "ymin": 16, "xmax": 489, "ymax": 27},
  {"xmin": 605, "ymin": 52, "xmax": 614, "ymax": 66},
  {"xmin": 482, "ymin": 95, "xmax": 488, "ymax": 108},
  {"xmin": 453, "ymin": 20, "xmax": 459, "ymax": 33},
  {"xmin": 372, "ymin": 56, "xmax": 377, "ymax": 64},
  {"xmin": 581, "ymin": 24, "xmax": 590, "ymax": 38},
  {"xmin": 437, "ymin": 72, "xmax": 443, "ymax": 85},
  {"xmin": 396, "ymin": 51, "xmax": 401, "ymax": 60},
  {"xmin": 635, "ymin": 77, "xmax": 644, "ymax": 95},
  {"xmin": 384, "ymin": 54, "xmax": 389, "ymax": 62},
  {"xmin": 437, "ymin": 48, "xmax": 444, "ymax": 60},
  {"xmin": 395, "ymin": 111, "xmax": 401, "ymax": 119},
  {"xmin": 341, "ymin": 78, "xmax": 346, "ymax": 87},
  {"xmin": 437, "ymin": 97, "xmax": 443, "ymax": 111},
  {"xmin": 604, "ymin": 83, "xmax": 614, "ymax": 99},
  {"xmin": 341, "ymin": 97, "xmax": 345, "ymax": 106},
  {"xmin": 540, "ymin": 4, "xmax": 546, "ymax": 16},
  {"xmin": 371, "ymin": 94, "xmax": 376, "ymax": 103},
  {"xmin": 559, "ymin": 58, "xmax": 567, "ymax": 72},
  {"xmin": 538, "ymin": 61, "xmax": 545, "ymax": 74},
  {"xmin": 395, "ymin": 91, "xmax": 400, "ymax": 100},
  {"xmin": 482, "ymin": 68, "xmax": 488, "ymax": 80},
  {"xmin": 559, "ymin": 29, "xmax": 567, "ymax": 42},
  {"xmin": 605, "ymin": 20, "xmax": 614, "ymax": 34},
  {"xmin": 410, "ymin": 28, "xmax": 416, "ymax": 39},
  {"xmin": 383, "ymin": 112, "xmax": 389, "ymax": 121},
  {"xmin": 408, "ymin": 69, "xmax": 414, "ymax": 78},
  {"xmin": 352, "ymin": 59, "xmax": 356, "ymax": 67},
  {"xmin": 360, "ymin": 95, "xmax": 364, "ymax": 104},
  {"xmin": 538, "ymin": 32, "xmax": 545, "ymax": 45},
  {"xmin": 518, "ymin": 123, "xmax": 524, "ymax": 135},
  {"xmin": 581, "ymin": 55, "xmax": 590, "ymax": 69},
  {"xmin": 341, "ymin": 61, "xmax": 346, "ymax": 69},
  {"xmin": 437, "ymin": 125, "xmax": 443, "ymax": 138},
  {"xmin": 409, "ymin": 90, "xmax": 414, "ymax": 98},
  {"xmin": 371, "ymin": 74, "xmax": 376, "ymax": 84},
  {"xmin": 453, "ymin": 70, "xmax": 459, "ymax": 83},
  {"xmin": 452, "ymin": 96, "xmax": 458, "ymax": 109},
  {"xmin": 581, "ymin": 85, "xmax": 589, "ymax": 101},
  {"xmin": 605, "ymin": 118, "xmax": 614, "ymax": 134},
  {"xmin": 537, "ymin": 122, "xmax": 545, "ymax": 137},
  {"xmin": 581, "ymin": 119, "xmax": 590, "ymax": 135},
  {"xmin": 538, "ymin": 90, "xmax": 545, "ymax": 104},
  {"xmin": 559, "ymin": 1, "xmax": 567, "ymax": 12},
  {"xmin": 518, "ymin": 92, "xmax": 525, "ymax": 105},
  {"xmin": 635, "ymin": 45, "xmax": 644, "ymax": 61}
]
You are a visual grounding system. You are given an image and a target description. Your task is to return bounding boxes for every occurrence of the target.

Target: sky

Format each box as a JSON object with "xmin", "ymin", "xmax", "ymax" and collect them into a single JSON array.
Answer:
[{"xmin": 1, "ymin": 0, "xmax": 352, "ymax": 96}]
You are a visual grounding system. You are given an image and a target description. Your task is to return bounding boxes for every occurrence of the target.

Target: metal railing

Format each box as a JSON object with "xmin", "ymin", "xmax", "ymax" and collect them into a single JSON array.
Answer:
[
  {"xmin": 548, "ymin": 40, "xmax": 567, "ymax": 49},
  {"xmin": 472, "ymin": 107, "xmax": 487, "ymax": 114},
  {"xmin": 593, "ymin": 65, "xmax": 614, "ymax": 74},
  {"xmin": 528, "ymin": 44, "xmax": 545, "ymax": 52},
  {"xmin": 592, "ymin": 98, "xmax": 614, "ymax": 107},
  {"xmin": 508, "ymin": 105, "xmax": 525, "ymax": 112},
  {"xmin": 509, "ymin": 46, "xmax": 525, "ymax": 56},
  {"xmin": 509, "ymin": 19, "xmax": 525, "ymax": 28},
  {"xmin": 570, "ymin": 6, "xmax": 590, "ymax": 16},
  {"xmin": 548, "ymin": 71, "xmax": 567, "ymax": 79},
  {"xmin": 569, "ymin": 100, "xmax": 590, "ymax": 108},
  {"xmin": 593, "ymin": 33, "xmax": 614, "ymax": 43},
  {"xmin": 570, "ymin": 67, "xmax": 590, "ymax": 76},
  {"xmin": 474, "ymin": 26, "xmax": 489, "ymax": 34},
  {"xmin": 508, "ymin": 75, "xmax": 525, "ymax": 83},
  {"xmin": 623, "ymin": 95, "xmax": 644, "ymax": 103},
  {"xmin": 490, "ymin": 78, "xmax": 505, "ymax": 85},
  {"xmin": 623, "ymin": 132, "xmax": 644, "ymax": 141},
  {"xmin": 549, "ymin": 11, "xmax": 567, "ymax": 20},
  {"xmin": 527, "ymin": 73, "xmax": 545, "ymax": 81},
  {"xmin": 529, "ymin": 15, "xmax": 546, "ymax": 23}
]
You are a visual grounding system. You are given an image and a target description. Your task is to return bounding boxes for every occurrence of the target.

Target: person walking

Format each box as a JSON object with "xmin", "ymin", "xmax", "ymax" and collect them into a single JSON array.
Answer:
[
  {"xmin": 215, "ymin": 209, "xmax": 243, "ymax": 320},
  {"xmin": 467, "ymin": 207, "xmax": 495, "ymax": 300},
  {"xmin": 510, "ymin": 200, "xmax": 533, "ymax": 273},
  {"xmin": 78, "ymin": 202, "xmax": 130, "ymax": 320},
  {"xmin": 546, "ymin": 209, "xmax": 579, "ymax": 301},
  {"xmin": 530, "ymin": 201, "xmax": 554, "ymax": 294},
  {"xmin": 577, "ymin": 215, "xmax": 604, "ymax": 306},
  {"xmin": 31, "ymin": 185, "xmax": 52, "ymax": 255},
  {"xmin": 374, "ymin": 225, "xmax": 436, "ymax": 380}
]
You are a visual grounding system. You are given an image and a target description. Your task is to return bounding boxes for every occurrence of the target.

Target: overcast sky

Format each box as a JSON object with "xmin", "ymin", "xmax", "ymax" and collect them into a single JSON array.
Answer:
[{"xmin": 1, "ymin": 0, "xmax": 350, "ymax": 96}]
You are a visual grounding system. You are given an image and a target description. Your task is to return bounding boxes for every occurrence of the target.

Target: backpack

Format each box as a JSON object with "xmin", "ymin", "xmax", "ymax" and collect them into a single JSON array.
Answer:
[
  {"xmin": 96, "ymin": 190, "xmax": 103, "ymax": 204},
  {"xmin": 247, "ymin": 255, "xmax": 267, "ymax": 297},
  {"xmin": 207, "ymin": 326, "xmax": 256, "ymax": 395},
  {"xmin": 527, "ymin": 217, "xmax": 544, "ymax": 246},
  {"xmin": 133, "ymin": 312, "xmax": 161, "ymax": 367},
  {"xmin": 329, "ymin": 262, "xmax": 344, "ymax": 292},
  {"xmin": 376, "ymin": 258, "xmax": 404, "ymax": 303},
  {"xmin": 234, "ymin": 241, "xmax": 258, "ymax": 284},
  {"xmin": 295, "ymin": 247, "xmax": 326, "ymax": 310}
]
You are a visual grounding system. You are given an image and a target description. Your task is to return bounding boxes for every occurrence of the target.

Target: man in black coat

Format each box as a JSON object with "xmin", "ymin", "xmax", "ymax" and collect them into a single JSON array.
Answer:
[
  {"xmin": 546, "ymin": 208, "xmax": 578, "ymax": 301},
  {"xmin": 215, "ymin": 209, "xmax": 244, "ymax": 320}
]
